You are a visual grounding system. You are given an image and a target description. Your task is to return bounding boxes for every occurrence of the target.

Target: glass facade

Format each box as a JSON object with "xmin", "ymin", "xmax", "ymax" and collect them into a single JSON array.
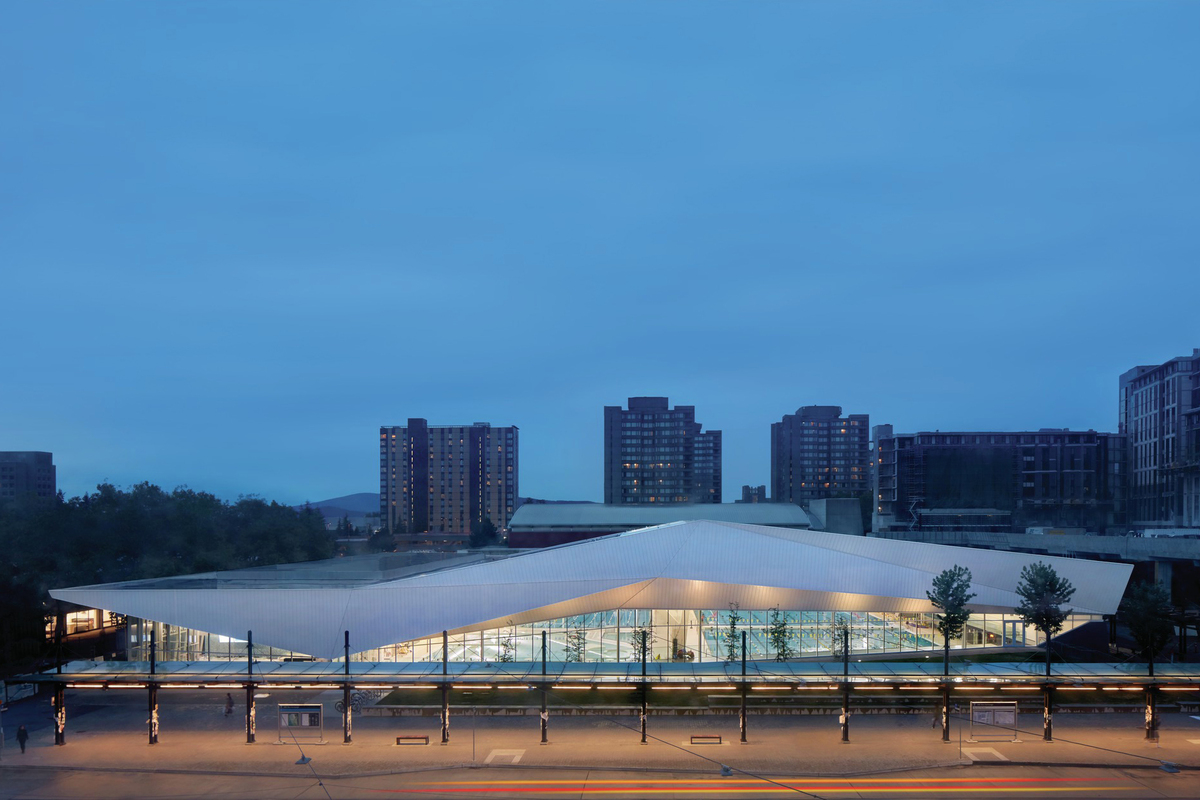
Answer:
[
  {"xmin": 117, "ymin": 608, "xmax": 1100, "ymax": 663},
  {"xmin": 356, "ymin": 609, "xmax": 1100, "ymax": 663},
  {"xmin": 125, "ymin": 618, "xmax": 309, "ymax": 662}
]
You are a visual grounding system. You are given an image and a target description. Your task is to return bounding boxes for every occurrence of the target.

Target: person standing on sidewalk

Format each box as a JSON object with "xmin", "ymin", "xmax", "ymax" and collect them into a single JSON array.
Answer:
[
  {"xmin": 16, "ymin": 725, "xmax": 29, "ymax": 754},
  {"xmin": 224, "ymin": 693, "xmax": 234, "ymax": 717}
]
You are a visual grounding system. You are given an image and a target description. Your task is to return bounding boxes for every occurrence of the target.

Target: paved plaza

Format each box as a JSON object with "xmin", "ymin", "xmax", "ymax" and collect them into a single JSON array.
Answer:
[{"xmin": 2, "ymin": 689, "xmax": 1198, "ymax": 782}]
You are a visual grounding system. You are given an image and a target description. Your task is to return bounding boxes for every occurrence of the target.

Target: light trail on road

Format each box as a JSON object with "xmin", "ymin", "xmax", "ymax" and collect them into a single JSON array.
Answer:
[{"xmin": 369, "ymin": 775, "xmax": 1142, "ymax": 796}]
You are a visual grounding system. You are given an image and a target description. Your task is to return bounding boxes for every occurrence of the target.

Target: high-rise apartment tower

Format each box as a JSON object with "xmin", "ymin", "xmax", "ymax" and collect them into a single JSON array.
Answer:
[
  {"xmin": 1119, "ymin": 349, "xmax": 1200, "ymax": 528},
  {"xmin": 380, "ymin": 420, "xmax": 518, "ymax": 534},
  {"xmin": 0, "ymin": 451, "xmax": 56, "ymax": 500},
  {"xmin": 771, "ymin": 406, "xmax": 870, "ymax": 505},
  {"xmin": 603, "ymin": 397, "xmax": 721, "ymax": 504}
]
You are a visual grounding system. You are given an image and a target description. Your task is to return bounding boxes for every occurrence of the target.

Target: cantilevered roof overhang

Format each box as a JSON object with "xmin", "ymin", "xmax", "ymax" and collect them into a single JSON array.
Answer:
[{"xmin": 50, "ymin": 520, "xmax": 1133, "ymax": 660}]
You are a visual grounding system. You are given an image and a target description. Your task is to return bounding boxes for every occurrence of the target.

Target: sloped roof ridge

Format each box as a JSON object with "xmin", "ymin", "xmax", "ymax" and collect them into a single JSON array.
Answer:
[
  {"xmin": 697, "ymin": 520, "xmax": 1018, "ymax": 596},
  {"xmin": 608, "ymin": 522, "xmax": 694, "ymax": 607},
  {"xmin": 367, "ymin": 520, "xmax": 692, "ymax": 589}
]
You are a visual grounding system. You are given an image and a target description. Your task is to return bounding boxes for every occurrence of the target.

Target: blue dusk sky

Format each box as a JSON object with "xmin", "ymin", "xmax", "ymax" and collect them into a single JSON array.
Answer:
[{"xmin": 2, "ymin": 2, "xmax": 1198, "ymax": 504}]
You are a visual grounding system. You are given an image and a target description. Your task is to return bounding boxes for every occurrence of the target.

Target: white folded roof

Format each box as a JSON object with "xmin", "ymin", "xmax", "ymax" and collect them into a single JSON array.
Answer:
[{"xmin": 51, "ymin": 520, "xmax": 1131, "ymax": 660}]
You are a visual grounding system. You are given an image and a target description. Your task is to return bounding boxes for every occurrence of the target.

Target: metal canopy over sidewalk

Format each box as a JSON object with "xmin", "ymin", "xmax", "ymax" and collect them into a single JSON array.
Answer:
[{"xmin": 27, "ymin": 659, "xmax": 1200, "ymax": 688}]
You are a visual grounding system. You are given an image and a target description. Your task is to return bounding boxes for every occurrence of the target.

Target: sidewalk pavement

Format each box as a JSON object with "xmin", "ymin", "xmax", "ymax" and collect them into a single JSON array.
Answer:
[{"xmin": 2, "ymin": 690, "xmax": 1198, "ymax": 778}]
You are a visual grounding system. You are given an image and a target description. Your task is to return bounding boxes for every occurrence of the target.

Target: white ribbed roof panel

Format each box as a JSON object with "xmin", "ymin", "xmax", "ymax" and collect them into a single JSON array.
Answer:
[{"xmin": 51, "ymin": 521, "xmax": 1132, "ymax": 660}]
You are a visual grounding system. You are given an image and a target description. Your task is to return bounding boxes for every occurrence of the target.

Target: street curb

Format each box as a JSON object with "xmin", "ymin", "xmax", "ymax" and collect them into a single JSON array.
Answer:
[{"xmin": 9, "ymin": 758, "xmax": 1194, "ymax": 780}]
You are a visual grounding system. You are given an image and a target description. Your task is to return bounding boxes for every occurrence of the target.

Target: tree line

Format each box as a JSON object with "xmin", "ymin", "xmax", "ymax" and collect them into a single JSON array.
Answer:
[{"xmin": 0, "ymin": 483, "xmax": 335, "ymax": 673}]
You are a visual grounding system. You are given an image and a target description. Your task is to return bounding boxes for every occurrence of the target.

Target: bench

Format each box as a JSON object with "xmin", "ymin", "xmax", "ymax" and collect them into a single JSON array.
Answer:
[
  {"xmin": 690, "ymin": 734, "xmax": 722, "ymax": 745},
  {"xmin": 395, "ymin": 735, "xmax": 429, "ymax": 746}
]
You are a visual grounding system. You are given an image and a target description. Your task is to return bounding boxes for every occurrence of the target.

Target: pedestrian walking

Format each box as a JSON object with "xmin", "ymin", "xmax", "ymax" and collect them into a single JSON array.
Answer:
[
  {"xmin": 224, "ymin": 693, "xmax": 234, "ymax": 717},
  {"xmin": 16, "ymin": 725, "xmax": 29, "ymax": 754}
]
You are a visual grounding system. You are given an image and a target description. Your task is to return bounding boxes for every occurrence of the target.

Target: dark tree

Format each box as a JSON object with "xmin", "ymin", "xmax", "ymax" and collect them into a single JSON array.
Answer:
[
  {"xmin": 468, "ymin": 516, "xmax": 498, "ymax": 548},
  {"xmin": 1014, "ymin": 562, "xmax": 1076, "ymax": 676},
  {"xmin": 367, "ymin": 529, "xmax": 394, "ymax": 552},
  {"xmin": 0, "ymin": 483, "xmax": 335, "ymax": 673},
  {"xmin": 1119, "ymin": 581, "xmax": 1174, "ymax": 677},
  {"xmin": 927, "ymin": 565, "xmax": 976, "ymax": 676}
]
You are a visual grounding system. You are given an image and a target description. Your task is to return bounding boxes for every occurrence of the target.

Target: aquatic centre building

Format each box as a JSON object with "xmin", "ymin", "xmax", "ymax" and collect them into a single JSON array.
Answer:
[{"xmin": 50, "ymin": 521, "xmax": 1131, "ymax": 665}]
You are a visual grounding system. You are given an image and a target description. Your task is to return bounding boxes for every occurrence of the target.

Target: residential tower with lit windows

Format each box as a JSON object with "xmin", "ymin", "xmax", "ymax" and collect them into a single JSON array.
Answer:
[
  {"xmin": 771, "ymin": 406, "xmax": 869, "ymax": 505},
  {"xmin": 603, "ymin": 397, "xmax": 722, "ymax": 504},
  {"xmin": 380, "ymin": 419, "xmax": 518, "ymax": 534},
  {"xmin": 1119, "ymin": 348, "xmax": 1200, "ymax": 529}
]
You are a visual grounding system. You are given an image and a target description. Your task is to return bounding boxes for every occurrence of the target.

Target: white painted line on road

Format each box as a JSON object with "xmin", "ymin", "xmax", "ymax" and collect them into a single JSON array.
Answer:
[
  {"xmin": 962, "ymin": 747, "xmax": 1009, "ymax": 762},
  {"xmin": 485, "ymin": 749, "xmax": 525, "ymax": 764}
]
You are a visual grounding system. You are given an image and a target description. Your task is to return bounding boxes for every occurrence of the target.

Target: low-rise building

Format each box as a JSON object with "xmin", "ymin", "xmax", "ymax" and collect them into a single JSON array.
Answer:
[
  {"xmin": 737, "ymin": 485, "xmax": 767, "ymax": 503},
  {"xmin": 0, "ymin": 451, "xmax": 56, "ymax": 500},
  {"xmin": 872, "ymin": 426, "xmax": 1125, "ymax": 534},
  {"xmin": 507, "ymin": 502, "xmax": 812, "ymax": 547}
]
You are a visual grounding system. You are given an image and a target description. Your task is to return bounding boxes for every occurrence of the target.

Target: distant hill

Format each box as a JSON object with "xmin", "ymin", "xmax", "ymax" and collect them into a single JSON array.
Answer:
[
  {"xmin": 292, "ymin": 493, "xmax": 595, "ymax": 524},
  {"xmin": 518, "ymin": 497, "xmax": 596, "ymax": 505},
  {"xmin": 294, "ymin": 492, "xmax": 380, "ymax": 520}
]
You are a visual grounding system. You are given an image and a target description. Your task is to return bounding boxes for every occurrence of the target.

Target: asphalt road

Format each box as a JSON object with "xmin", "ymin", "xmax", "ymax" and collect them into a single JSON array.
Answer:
[{"xmin": 1, "ymin": 764, "xmax": 1196, "ymax": 799}]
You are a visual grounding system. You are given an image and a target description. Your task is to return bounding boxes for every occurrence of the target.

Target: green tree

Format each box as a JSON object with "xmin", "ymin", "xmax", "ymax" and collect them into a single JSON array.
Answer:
[
  {"xmin": 831, "ymin": 616, "xmax": 850, "ymax": 660},
  {"xmin": 768, "ymin": 606, "xmax": 794, "ymax": 661},
  {"xmin": 499, "ymin": 635, "xmax": 516, "ymax": 662},
  {"xmin": 1014, "ymin": 562, "xmax": 1076, "ymax": 676},
  {"xmin": 927, "ymin": 565, "xmax": 976, "ymax": 676},
  {"xmin": 723, "ymin": 602, "xmax": 743, "ymax": 663},
  {"xmin": 1118, "ymin": 581, "xmax": 1174, "ymax": 677},
  {"xmin": 565, "ymin": 626, "xmax": 587, "ymax": 663},
  {"xmin": 632, "ymin": 626, "xmax": 651, "ymax": 663}
]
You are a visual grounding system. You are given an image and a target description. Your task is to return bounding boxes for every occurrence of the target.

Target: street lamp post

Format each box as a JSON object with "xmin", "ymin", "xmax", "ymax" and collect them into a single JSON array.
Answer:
[
  {"xmin": 540, "ymin": 631, "xmax": 548, "ymax": 745},
  {"xmin": 739, "ymin": 631, "xmax": 747, "ymax": 744}
]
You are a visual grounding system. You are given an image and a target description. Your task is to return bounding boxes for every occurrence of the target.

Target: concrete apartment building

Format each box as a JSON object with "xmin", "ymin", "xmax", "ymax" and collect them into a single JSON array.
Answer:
[
  {"xmin": 380, "ymin": 420, "xmax": 518, "ymax": 534},
  {"xmin": 1119, "ymin": 348, "xmax": 1200, "ymax": 529},
  {"xmin": 771, "ymin": 406, "xmax": 870, "ymax": 505},
  {"xmin": 0, "ymin": 451, "xmax": 56, "ymax": 500},
  {"xmin": 872, "ymin": 426, "xmax": 1125, "ymax": 534},
  {"xmin": 603, "ymin": 397, "xmax": 722, "ymax": 504},
  {"xmin": 738, "ymin": 484, "xmax": 767, "ymax": 503}
]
